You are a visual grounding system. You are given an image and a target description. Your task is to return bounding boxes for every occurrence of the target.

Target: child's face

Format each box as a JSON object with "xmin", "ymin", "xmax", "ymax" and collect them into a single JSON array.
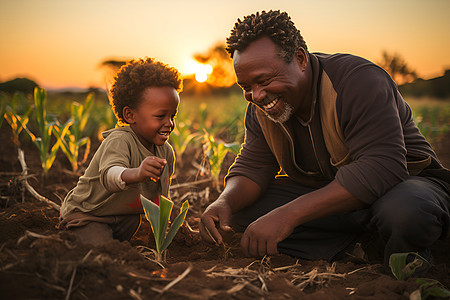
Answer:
[{"xmin": 129, "ymin": 86, "xmax": 179, "ymax": 148}]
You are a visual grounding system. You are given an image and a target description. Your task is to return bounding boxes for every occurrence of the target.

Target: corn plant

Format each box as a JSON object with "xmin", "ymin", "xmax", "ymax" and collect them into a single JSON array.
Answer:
[
  {"xmin": 169, "ymin": 120, "xmax": 200, "ymax": 164},
  {"xmin": 22, "ymin": 87, "xmax": 65, "ymax": 177},
  {"xmin": 94, "ymin": 105, "xmax": 118, "ymax": 140},
  {"xmin": 140, "ymin": 194, "xmax": 189, "ymax": 262},
  {"xmin": 389, "ymin": 252, "xmax": 430, "ymax": 280},
  {"xmin": 390, "ymin": 252, "xmax": 450, "ymax": 299},
  {"xmin": 414, "ymin": 279, "xmax": 450, "ymax": 300},
  {"xmin": 3, "ymin": 93, "xmax": 33, "ymax": 146},
  {"xmin": 202, "ymin": 129, "xmax": 240, "ymax": 191},
  {"xmin": 53, "ymin": 94, "xmax": 93, "ymax": 172}
]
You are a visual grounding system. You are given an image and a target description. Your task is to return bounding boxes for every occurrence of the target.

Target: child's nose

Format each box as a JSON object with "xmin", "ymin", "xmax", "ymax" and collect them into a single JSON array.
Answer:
[{"xmin": 166, "ymin": 118, "xmax": 174, "ymax": 128}]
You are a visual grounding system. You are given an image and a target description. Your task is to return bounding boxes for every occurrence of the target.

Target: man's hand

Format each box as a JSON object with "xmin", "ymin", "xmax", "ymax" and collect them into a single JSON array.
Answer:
[
  {"xmin": 199, "ymin": 199, "xmax": 233, "ymax": 245},
  {"xmin": 121, "ymin": 156, "xmax": 167, "ymax": 184},
  {"xmin": 240, "ymin": 205, "xmax": 294, "ymax": 257},
  {"xmin": 240, "ymin": 180, "xmax": 365, "ymax": 258}
]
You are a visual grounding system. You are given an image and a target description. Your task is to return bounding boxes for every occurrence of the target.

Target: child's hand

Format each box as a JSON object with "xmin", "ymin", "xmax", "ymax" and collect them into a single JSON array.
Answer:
[
  {"xmin": 138, "ymin": 156, "xmax": 167, "ymax": 182},
  {"xmin": 121, "ymin": 156, "xmax": 167, "ymax": 184}
]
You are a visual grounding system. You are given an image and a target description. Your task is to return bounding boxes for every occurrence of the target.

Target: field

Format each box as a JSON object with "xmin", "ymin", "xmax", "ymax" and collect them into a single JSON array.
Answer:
[{"xmin": 1, "ymin": 90, "xmax": 449, "ymax": 299}]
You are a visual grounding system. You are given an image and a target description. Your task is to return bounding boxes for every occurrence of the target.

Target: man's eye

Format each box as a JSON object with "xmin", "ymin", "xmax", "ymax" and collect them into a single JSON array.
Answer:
[{"xmin": 259, "ymin": 79, "xmax": 270, "ymax": 86}]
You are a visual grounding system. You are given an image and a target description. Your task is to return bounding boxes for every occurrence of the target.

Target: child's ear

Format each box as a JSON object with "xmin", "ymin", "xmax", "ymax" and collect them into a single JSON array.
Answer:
[{"xmin": 123, "ymin": 106, "xmax": 135, "ymax": 124}]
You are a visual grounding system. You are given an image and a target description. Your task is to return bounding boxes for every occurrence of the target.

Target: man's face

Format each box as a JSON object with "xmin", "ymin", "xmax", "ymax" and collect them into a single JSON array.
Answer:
[{"xmin": 233, "ymin": 37, "xmax": 309, "ymax": 123}]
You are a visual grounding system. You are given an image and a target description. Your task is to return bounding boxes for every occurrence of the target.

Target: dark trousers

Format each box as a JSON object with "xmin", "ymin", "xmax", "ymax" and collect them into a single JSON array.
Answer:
[
  {"xmin": 69, "ymin": 215, "xmax": 141, "ymax": 246},
  {"xmin": 231, "ymin": 176, "xmax": 449, "ymax": 265}
]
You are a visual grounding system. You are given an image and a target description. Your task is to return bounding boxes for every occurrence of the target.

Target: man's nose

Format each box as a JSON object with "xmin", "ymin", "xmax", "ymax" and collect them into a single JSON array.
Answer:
[{"xmin": 250, "ymin": 86, "xmax": 266, "ymax": 103}]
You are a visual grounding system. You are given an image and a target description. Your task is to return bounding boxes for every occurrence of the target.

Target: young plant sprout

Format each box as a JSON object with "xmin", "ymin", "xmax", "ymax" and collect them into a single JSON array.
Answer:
[{"xmin": 140, "ymin": 194, "xmax": 189, "ymax": 262}]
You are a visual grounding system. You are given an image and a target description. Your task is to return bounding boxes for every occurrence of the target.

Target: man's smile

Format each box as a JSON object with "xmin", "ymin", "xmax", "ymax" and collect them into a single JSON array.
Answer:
[{"xmin": 262, "ymin": 97, "xmax": 280, "ymax": 111}]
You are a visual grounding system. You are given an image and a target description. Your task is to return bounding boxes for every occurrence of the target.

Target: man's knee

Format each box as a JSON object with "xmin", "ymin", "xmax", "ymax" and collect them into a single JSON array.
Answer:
[{"xmin": 370, "ymin": 177, "xmax": 449, "ymax": 241}]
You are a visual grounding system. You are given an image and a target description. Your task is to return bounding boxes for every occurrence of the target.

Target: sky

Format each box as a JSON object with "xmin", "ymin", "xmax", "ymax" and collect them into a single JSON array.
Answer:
[{"xmin": 1, "ymin": 0, "xmax": 449, "ymax": 90}]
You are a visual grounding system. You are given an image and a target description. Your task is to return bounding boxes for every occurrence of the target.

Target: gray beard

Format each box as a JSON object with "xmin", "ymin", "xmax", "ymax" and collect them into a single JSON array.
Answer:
[{"xmin": 266, "ymin": 102, "xmax": 294, "ymax": 124}]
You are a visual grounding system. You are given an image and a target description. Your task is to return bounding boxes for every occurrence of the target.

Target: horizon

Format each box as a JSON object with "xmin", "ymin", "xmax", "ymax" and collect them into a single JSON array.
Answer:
[{"xmin": 1, "ymin": 0, "xmax": 449, "ymax": 90}]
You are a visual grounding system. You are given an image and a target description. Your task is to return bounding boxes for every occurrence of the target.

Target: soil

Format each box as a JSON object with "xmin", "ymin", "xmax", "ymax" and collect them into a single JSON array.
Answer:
[{"xmin": 1, "ymin": 121, "xmax": 449, "ymax": 300}]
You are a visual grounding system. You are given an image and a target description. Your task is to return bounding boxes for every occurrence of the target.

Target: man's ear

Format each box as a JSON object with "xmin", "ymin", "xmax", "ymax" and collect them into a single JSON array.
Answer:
[
  {"xmin": 295, "ymin": 47, "xmax": 308, "ymax": 71},
  {"xmin": 123, "ymin": 106, "xmax": 135, "ymax": 124}
]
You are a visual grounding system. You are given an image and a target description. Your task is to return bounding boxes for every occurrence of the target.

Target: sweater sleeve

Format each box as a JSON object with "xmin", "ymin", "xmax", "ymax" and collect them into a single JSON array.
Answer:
[
  {"xmin": 335, "ymin": 67, "xmax": 409, "ymax": 204},
  {"xmin": 97, "ymin": 133, "xmax": 132, "ymax": 189},
  {"xmin": 225, "ymin": 104, "xmax": 280, "ymax": 189}
]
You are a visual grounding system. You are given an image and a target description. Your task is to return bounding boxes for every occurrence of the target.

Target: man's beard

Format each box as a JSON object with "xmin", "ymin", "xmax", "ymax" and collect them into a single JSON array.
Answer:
[{"xmin": 265, "ymin": 101, "xmax": 294, "ymax": 124}]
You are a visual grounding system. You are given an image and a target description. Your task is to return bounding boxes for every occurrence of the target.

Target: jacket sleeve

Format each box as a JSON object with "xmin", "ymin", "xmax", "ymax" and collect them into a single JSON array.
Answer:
[
  {"xmin": 225, "ymin": 103, "xmax": 280, "ymax": 189},
  {"xmin": 335, "ymin": 66, "xmax": 409, "ymax": 204}
]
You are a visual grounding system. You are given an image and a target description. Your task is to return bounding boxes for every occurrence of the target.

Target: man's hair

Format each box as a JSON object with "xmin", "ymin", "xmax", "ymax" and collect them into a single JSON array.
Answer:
[
  {"xmin": 226, "ymin": 10, "xmax": 308, "ymax": 62},
  {"xmin": 110, "ymin": 57, "xmax": 182, "ymax": 124}
]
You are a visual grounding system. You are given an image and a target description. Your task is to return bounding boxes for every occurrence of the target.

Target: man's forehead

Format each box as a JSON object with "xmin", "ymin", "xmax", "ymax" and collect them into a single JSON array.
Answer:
[{"xmin": 233, "ymin": 37, "xmax": 280, "ymax": 65}]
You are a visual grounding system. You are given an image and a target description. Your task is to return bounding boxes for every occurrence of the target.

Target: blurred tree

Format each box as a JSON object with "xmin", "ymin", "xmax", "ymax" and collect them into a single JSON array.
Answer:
[
  {"xmin": 99, "ymin": 59, "xmax": 127, "ymax": 98},
  {"xmin": 100, "ymin": 59, "xmax": 127, "ymax": 71},
  {"xmin": 194, "ymin": 43, "xmax": 236, "ymax": 88},
  {"xmin": 378, "ymin": 51, "xmax": 417, "ymax": 85},
  {"xmin": 0, "ymin": 78, "xmax": 39, "ymax": 95}
]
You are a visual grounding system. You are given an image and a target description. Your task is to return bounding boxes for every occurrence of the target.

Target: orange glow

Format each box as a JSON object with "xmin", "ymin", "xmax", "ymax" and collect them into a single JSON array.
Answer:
[
  {"xmin": 0, "ymin": 1, "xmax": 449, "ymax": 89},
  {"xmin": 151, "ymin": 268, "xmax": 168, "ymax": 278}
]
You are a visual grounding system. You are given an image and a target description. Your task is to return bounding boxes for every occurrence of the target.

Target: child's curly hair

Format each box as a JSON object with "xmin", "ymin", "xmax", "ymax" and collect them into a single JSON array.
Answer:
[
  {"xmin": 110, "ymin": 57, "xmax": 182, "ymax": 125},
  {"xmin": 226, "ymin": 10, "xmax": 307, "ymax": 63}
]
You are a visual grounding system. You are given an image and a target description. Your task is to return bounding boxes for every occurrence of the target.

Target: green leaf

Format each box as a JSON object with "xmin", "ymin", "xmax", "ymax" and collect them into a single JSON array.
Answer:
[
  {"xmin": 161, "ymin": 200, "xmax": 189, "ymax": 252},
  {"xmin": 140, "ymin": 195, "xmax": 162, "ymax": 251},
  {"xmin": 158, "ymin": 195, "xmax": 173, "ymax": 250},
  {"xmin": 389, "ymin": 252, "xmax": 428, "ymax": 280}
]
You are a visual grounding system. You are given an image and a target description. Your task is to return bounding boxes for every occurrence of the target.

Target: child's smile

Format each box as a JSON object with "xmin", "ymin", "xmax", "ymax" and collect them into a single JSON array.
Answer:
[{"xmin": 128, "ymin": 86, "xmax": 179, "ymax": 149}]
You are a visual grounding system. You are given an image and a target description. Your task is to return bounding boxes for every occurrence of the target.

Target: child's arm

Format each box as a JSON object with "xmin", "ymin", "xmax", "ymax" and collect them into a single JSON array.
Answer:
[{"xmin": 121, "ymin": 156, "xmax": 167, "ymax": 185}]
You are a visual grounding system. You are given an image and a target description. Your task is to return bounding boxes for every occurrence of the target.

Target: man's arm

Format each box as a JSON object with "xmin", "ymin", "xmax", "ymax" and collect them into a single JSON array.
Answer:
[
  {"xmin": 199, "ymin": 176, "xmax": 261, "ymax": 244},
  {"xmin": 240, "ymin": 179, "xmax": 365, "ymax": 257}
]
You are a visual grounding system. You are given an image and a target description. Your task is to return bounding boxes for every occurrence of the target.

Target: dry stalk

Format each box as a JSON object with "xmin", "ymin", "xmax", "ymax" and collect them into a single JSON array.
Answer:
[
  {"xmin": 290, "ymin": 262, "xmax": 371, "ymax": 292},
  {"xmin": 17, "ymin": 230, "xmax": 64, "ymax": 246},
  {"xmin": 170, "ymin": 178, "xmax": 212, "ymax": 190},
  {"xmin": 206, "ymin": 257, "xmax": 274, "ymax": 295},
  {"xmin": 127, "ymin": 271, "xmax": 172, "ymax": 282},
  {"xmin": 129, "ymin": 288, "xmax": 143, "ymax": 300},
  {"xmin": 65, "ymin": 266, "xmax": 77, "ymax": 300},
  {"xmin": 0, "ymin": 261, "xmax": 21, "ymax": 271},
  {"xmin": 17, "ymin": 148, "xmax": 60, "ymax": 211},
  {"xmin": 207, "ymin": 256, "xmax": 371, "ymax": 295}
]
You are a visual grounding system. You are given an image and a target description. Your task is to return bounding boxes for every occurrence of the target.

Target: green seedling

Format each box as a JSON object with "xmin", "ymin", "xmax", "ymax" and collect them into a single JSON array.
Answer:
[
  {"xmin": 53, "ymin": 94, "xmax": 93, "ymax": 172},
  {"xmin": 414, "ymin": 278, "xmax": 450, "ymax": 300},
  {"xmin": 3, "ymin": 93, "xmax": 33, "ymax": 146},
  {"xmin": 389, "ymin": 252, "xmax": 430, "ymax": 280},
  {"xmin": 21, "ymin": 88, "xmax": 63, "ymax": 177},
  {"xmin": 202, "ymin": 129, "xmax": 240, "ymax": 191},
  {"xmin": 169, "ymin": 120, "xmax": 200, "ymax": 164},
  {"xmin": 140, "ymin": 195, "xmax": 189, "ymax": 262}
]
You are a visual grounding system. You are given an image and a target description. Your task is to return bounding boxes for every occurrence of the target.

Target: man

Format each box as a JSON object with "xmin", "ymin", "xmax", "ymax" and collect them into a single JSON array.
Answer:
[{"xmin": 199, "ymin": 10, "xmax": 449, "ymax": 267}]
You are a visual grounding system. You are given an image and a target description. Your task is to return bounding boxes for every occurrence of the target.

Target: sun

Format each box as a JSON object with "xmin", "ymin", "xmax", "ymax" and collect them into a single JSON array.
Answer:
[{"xmin": 194, "ymin": 64, "xmax": 213, "ymax": 83}]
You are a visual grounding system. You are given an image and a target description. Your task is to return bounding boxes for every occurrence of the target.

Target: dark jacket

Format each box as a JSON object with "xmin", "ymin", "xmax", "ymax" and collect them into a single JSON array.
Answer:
[{"xmin": 226, "ymin": 53, "xmax": 448, "ymax": 204}]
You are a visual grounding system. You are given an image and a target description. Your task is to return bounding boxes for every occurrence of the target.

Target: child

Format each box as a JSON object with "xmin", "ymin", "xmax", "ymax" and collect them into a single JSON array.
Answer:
[{"xmin": 59, "ymin": 58, "xmax": 182, "ymax": 246}]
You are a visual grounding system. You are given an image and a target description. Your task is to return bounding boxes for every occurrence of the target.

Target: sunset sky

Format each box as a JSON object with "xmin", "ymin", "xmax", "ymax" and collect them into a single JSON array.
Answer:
[{"xmin": 1, "ymin": 0, "xmax": 449, "ymax": 90}]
